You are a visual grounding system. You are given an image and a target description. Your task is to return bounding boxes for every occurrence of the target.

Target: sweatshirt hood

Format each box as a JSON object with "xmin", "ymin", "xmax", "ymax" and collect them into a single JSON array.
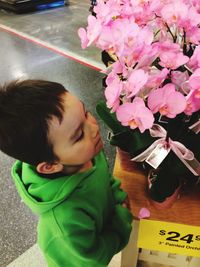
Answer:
[{"xmin": 11, "ymin": 156, "xmax": 99, "ymax": 215}]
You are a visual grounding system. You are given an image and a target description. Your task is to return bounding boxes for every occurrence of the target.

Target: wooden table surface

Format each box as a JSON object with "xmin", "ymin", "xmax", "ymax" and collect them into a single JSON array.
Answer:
[{"xmin": 113, "ymin": 149, "xmax": 200, "ymax": 227}]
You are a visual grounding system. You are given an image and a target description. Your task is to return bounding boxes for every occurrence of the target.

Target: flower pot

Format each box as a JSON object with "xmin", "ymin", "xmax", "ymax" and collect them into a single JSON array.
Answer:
[{"xmin": 147, "ymin": 169, "xmax": 181, "ymax": 209}]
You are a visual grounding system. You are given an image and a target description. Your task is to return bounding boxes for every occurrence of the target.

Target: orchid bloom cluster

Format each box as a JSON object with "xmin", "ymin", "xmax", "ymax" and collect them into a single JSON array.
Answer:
[{"xmin": 78, "ymin": 0, "xmax": 200, "ymax": 133}]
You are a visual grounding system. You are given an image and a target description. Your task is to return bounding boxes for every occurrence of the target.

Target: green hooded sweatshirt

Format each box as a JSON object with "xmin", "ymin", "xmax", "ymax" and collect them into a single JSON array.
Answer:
[{"xmin": 12, "ymin": 151, "xmax": 132, "ymax": 267}]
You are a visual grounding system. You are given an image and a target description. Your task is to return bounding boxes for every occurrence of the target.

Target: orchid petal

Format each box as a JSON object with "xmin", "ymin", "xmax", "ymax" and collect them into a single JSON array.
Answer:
[{"xmin": 138, "ymin": 208, "xmax": 151, "ymax": 219}]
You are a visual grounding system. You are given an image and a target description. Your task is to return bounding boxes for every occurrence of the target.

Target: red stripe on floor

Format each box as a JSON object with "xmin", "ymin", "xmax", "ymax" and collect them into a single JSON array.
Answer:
[{"xmin": 0, "ymin": 24, "xmax": 103, "ymax": 72}]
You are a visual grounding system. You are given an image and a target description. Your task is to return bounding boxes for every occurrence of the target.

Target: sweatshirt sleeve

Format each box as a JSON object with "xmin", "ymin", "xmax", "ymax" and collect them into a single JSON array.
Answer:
[
  {"xmin": 43, "ymin": 208, "xmax": 132, "ymax": 267},
  {"xmin": 110, "ymin": 176, "xmax": 127, "ymax": 204}
]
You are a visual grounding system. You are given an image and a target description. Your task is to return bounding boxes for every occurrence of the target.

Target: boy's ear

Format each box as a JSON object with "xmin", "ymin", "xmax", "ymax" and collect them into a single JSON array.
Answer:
[{"xmin": 36, "ymin": 162, "xmax": 64, "ymax": 174}]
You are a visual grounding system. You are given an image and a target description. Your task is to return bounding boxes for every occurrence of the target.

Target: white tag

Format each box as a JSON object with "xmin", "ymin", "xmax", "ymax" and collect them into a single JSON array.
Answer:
[{"xmin": 145, "ymin": 143, "xmax": 171, "ymax": 169}]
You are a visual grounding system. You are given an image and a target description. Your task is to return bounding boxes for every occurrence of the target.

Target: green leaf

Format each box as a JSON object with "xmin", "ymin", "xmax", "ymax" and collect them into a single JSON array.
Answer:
[{"xmin": 96, "ymin": 101, "xmax": 124, "ymax": 133}]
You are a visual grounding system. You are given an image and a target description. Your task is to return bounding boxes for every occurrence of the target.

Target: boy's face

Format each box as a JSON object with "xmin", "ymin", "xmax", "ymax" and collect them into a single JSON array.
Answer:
[{"xmin": 48, "ymin": 92, "xmax": 103, "ymax": 173}]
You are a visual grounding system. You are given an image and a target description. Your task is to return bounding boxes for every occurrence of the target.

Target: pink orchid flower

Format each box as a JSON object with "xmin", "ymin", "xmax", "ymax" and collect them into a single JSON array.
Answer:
[
  {"xmin": 191, "ymin": 0, "xmax": 200, "ymax": 13},
  {"xmin": 94, "ymin": 0, "xmax": 121, "ymax": 25},
  {"xmin": 79, "ymin": 0, "xmax": 200, "ymax": 126},
  {"xmin": 124, "ymin": 42, "xmax": 146, "ymax": 67},
  {"xmin": 121, "ymin": 1, "xmax": 139, "ymax": 17},
  {"xmin": 153, "ymin": 40, "xmax": 180, "ymax": 54},
  {"xmin": 188, "ymin": 68, "xmax": 200, "ymax": 90},
  {"xmin": 105, "ymin": 71, "xmax": 116, "ymax": 88},
  {"xmin": 86, "ymin": 15, "xmax": 102, "ymax": 47},
  {"xmin": 187, "ymin": 7, "xmax": 200, "ymax": 28},
  {"xmin": 145, "ymin": 68, "xmax": 169, "ymax": 89},
  {"xmin": 148, "ymin": 83, "xmax": 187, "ymax": 118},
  {"xmin": 186, "ymin": 27, "xmax": 200, "ymax": 45},
  {"xmin": 184, "ymin": 68, "xmax": 200, "ymax": 114},
  {"xmin": 123, "ymin": 28, "xmax": 154, "ymax": 66},
  {"xmin": 78, "ymin": 28, "xmax": 88, "ymax": 49},
  {"xmin": 159, "ymin": 51, "xmax": 189, "ymax": 70},
  {"xmin": 185, "ymin": 91, "xmax": 200, "ymax": 115},
  {"xmin": 160, "ymin": 4, "xmax": 200, "ymax": 41},
  {"xmin": 109, "ymin": 18, "xmax": 139, "ymax": 57},
  {"xmin": 78, "ymin": 15, "xmax": 102, "ymax": 49},
  {"xmin": 94, "ymin": 18, "xmax": 138, "ymax": 56},
  {"xmin": 116, "ymin": 97, "xmax": 154, "ymax": 133},
  {"xmin": 134, "ymin": 0, "xmax": 149, "ymax": 5},
  {"xmin": 138, "ymin": 26, "xmax": 154, "ymax": 46},
  {"xmin": 125, "ymin": 69, "xmax": 149, "ymax": 98},
  {"xmin": 160, "ymin": 1, "xmax": 189, "ymax": 27},
  {"xmin": 130, "ymin": 1, "xmax": 155, "ymax": 25},
  {"xmin": 111, "ymin": 59, "xmax": 128, "ymax": 78},
  {"xmin": 149, "ymin": 0, "xmax": 171, "ymax": 15},
  {"xmin": 105, "ymin": 76, "xmax": 123, "ymax": 112},
  {"xmin": 136, "ymin": 45, "xmax": 158, "ymax": 69},
  {"xmin": 171, "ymin": 70, "xmax": 189, "ymax": 91},
  {"xmin": 188, "ymin": 46, "xmax": 200, "ymax": 70},
  {"xmin": 96, "ymin": 25, "xmax": 116, "ymax": 51},
  {"xmin": 138, "ymin": 207, "xmax": 150, "ymax": 219}
]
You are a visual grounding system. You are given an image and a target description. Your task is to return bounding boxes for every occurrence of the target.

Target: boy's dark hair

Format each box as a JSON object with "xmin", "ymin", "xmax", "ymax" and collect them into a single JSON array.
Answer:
[{"xmin": 0, "ymin": 79, "xmax": 67, "ymax": 165}]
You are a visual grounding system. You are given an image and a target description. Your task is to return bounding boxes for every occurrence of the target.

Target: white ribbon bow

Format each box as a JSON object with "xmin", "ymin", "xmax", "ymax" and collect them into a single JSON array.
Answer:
[{"xmin": 131, "ymin": 124, "xmax": 200, "ymax": 176}]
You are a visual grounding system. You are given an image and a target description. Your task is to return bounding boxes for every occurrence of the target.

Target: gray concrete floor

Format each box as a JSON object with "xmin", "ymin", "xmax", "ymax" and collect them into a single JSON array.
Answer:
[{"xmin": 0, "ymin": 1, "xmax": 115, "ymax": 266}]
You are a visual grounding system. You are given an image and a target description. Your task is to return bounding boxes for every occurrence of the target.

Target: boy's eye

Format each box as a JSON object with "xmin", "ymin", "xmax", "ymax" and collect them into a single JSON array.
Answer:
[{"xmin": 76, "ymin": 131, "xmax": 84, "ymax": 142}]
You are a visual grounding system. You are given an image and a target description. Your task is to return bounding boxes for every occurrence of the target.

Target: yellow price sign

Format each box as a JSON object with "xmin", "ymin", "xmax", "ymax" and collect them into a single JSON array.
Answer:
[{"xmin": 138, "ymin": 219, "xmax": 200, "ymax": 257}]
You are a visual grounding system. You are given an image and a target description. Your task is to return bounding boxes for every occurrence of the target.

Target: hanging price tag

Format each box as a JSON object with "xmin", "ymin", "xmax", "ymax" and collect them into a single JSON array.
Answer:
[
  {"xmin": 145, "ymin": 143, "xmax": 171, "ymax": 169},
  {"xmin": 138, "ymin": 220, "xmax": 200, "ymax": 257}
]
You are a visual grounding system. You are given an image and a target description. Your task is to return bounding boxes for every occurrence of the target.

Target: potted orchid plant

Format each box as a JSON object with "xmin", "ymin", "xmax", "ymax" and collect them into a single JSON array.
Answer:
[{"xmin": 78, "ymin": 0, "xmax": 200, "ymax": 207}]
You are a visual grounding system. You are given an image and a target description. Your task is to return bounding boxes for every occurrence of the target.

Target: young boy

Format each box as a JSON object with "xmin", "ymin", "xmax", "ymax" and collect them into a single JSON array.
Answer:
[{"xmin": 0, "ymin": 79, "xmax": 132, "ymax": 267}]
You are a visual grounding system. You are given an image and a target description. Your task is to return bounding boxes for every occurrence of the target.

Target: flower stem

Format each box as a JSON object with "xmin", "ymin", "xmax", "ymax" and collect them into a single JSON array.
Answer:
[{"xmin": 165, "ymin": 23, "xmax": 176, "ymax": 42}]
